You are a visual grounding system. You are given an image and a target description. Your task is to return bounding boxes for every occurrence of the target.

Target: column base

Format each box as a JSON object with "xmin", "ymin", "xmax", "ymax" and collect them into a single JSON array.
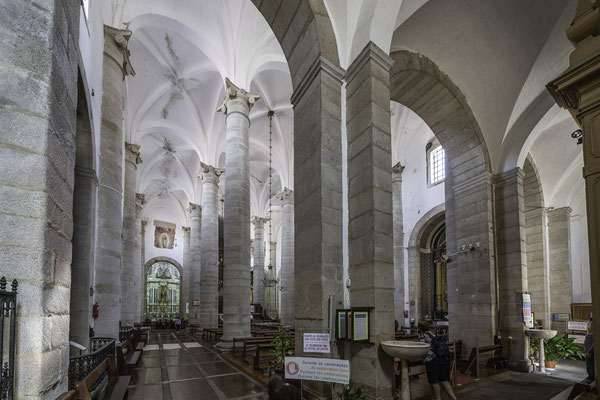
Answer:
[
  {"xmin": 509, "ymin": 358, "xmax": 533, "ymax": 372},
  {"xmin": 216, "ymin": 338, "xmax": 234, "ymax": 351}
]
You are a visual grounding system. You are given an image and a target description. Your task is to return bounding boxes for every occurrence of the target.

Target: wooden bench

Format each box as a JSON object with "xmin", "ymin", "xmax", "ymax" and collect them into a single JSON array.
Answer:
[
  {"xmin": 116, "ymin": 339, "xmax": 141, "ymax": 375},
  {"xmin": 464, "ymin": 343, "xmax": 502, "ymax": 377},
  {"xmin": 249, "ymin": 343, "xmax": 276, "ymax": 373},
  {"xmin": 242, "ymin": 337, "xmax": 278, "ymax": 364},
  {"xmin": 56, "ymin": 390, "xmax": 77, "ymax": 400},
  {"xmin": 233, "ymin": 335, "xmax": 277, "ymax": 358},
  {"xmin": 75, "ymin": 355, "xmax": 130, "ymax": 400}
]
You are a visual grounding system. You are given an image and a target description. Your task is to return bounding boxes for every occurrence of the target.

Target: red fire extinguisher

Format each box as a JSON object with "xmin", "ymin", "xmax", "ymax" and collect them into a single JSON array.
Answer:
[{"xmin": 93, "ymin": 302, "xmax": 99, "ymax": 319}]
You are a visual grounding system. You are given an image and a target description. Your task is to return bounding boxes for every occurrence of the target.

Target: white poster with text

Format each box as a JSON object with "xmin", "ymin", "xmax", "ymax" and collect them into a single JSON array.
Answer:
[
  {"xmin": 303, "ymin": 333, "xmax": 331, "ymax": 353},
  {"xmin": 285, "ymin": 357, "xmax": 349, "ymax": 384}
]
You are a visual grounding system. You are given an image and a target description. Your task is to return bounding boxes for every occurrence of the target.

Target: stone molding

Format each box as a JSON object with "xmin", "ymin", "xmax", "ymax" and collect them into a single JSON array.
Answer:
[
  {"xmin": 547, "ymin": 206, "xmax": 572, "ymax": 218},
  {"xmin": 217, "ymin": 78, "xmax": 260, "ymax": 118},
  {"xmin": 182, "ymin": 226, "xmax": 191, "ymax": 234},
  {"xmin": 199, "ymin": 162, "xmax": 224, "ymax": 184},
  {"xmin": 74, "ymin": 165, "xmax": 99, "ymax": 185},
  {"xmin": 524, "ymin": 207, "xmax": 547, "ymax": 219},
  {"xmin": 125, "ymin": 143, "xmax": 142, "ymax": 166},
  {"xmin": 251, "ymin": 216, "xmax": 269, "ymax": 229},
  {"xmin": 392, "ymin": 162, "xmax": 405, "ymax": 179},
  {"xmin": 135, "ymin": 193, "xmax": 145, "ymax": 208},
  {"xmin": 345, "ymin": 41, "xmax": 394, "ymax": 83},
  {"xmin": 291, "ymin": 54, "xmax": 344, "ymax": 106},
  {"xmin": 188, "ymin": 202, "xmax": 202, "ymax": 216},
  {"xmin": 277, "ymin": 187, "xmax": 294, "ymax": 205},
  {"xmin": 453, "ymin": 171, "xmax": 493, "ymax": 194},
  {"xmin": 104, "ymin": 25, "xmax": 135, "ymax": 79},
  {"xmin": 494, "ymin": 167, "xmax": 524, "ymax": 186}
]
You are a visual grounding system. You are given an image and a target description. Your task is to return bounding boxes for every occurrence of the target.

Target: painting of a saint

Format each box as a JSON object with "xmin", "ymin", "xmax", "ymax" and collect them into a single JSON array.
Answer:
[{"xmin": 154, "ymin": 220, "xmax": 176, "ymax": 249}]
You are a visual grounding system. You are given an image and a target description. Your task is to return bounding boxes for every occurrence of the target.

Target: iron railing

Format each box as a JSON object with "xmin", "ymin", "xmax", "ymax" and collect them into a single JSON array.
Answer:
[
  {"xmin": 118, "ymin": 326, "xmax": 134, "ymax": 342},
  {"xmin": 0, "ymin": 277, "xmax": 18, "ymax": 400},
  {"xmin": 68, "ymin": 338, "xmax": 115, "ymax": 390}
]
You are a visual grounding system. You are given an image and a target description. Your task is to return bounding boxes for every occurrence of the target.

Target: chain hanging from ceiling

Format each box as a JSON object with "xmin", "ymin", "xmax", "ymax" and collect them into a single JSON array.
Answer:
[{"xmin": 265, "ymin": 110, "xmax": 277, "ymax": 289}]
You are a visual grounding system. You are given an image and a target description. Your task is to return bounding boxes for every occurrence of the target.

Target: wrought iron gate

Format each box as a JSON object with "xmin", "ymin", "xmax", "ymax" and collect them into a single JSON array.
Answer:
[{"xmin": 0, "ymin": 277, "xmax": 17, "ymax": 400}]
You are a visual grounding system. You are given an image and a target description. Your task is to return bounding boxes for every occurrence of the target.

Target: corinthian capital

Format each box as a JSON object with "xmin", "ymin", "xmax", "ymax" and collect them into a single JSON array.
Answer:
[
  {"xmin": 251, "ymin": 216, "xmax": 269, "ymax": 229},
  {"xmin": 104, "ymin": 25, "xmax": 136, "ymax": 78},
  {"xmin": 188, "ymin": 202, "xmax": 202, "ymax": 217},
  {"xmin": 217, "ymin": 78, "xmax": 261, "ymax": 115},
  {"xmin": 135, "ymin": 193, "xmax": 145, "ymax": 208},
  {"xmin": 199, "ymin": 162, "xmax": 225, "ymax": 184},
  {"xmin": 125, "ymin": 143, "xmax": 142, "ymax": 165},
  {"xmin": 277, "ymin": 188, "xmax": 294, "ymax": 205}
]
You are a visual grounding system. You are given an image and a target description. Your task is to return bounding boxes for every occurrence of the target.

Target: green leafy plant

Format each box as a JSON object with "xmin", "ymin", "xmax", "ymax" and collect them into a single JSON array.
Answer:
[
  {"xmin": 336, "ymin": 381, "xmax": 366, "ymax": 400},
  {"xmin": 542, "ymin": 333, "xmax": 585, "ymax": 362},
  {"xmin": 271, "ymin": 327, "xmax": 294, "ymax": 368}
]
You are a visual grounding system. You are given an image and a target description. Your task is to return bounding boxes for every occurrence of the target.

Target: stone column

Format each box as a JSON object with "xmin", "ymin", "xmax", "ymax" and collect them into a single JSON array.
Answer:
[
  {"xmin": 217, "ymin": 79, "xmax": 259, "ymax": 348},
  {"xmin": 525, "ymin": 208, "xmax": 550, "ymax": 328},
  {"xmin": 141, "ymin": 218, "xmax": 148, "ymax": 320},
  {"xmin": 494, "ymin": 168, "xmax": 531, "ymax": 371},
  {"xmin": 392, "ymin": 163, "xmax": 405, "ymax": 325},
  {"xmin": 278, "ymin": 189, "xmax": 295, "ymax": 326},
  {"xmin": 267, "ymin": 241, "xmax": 278, "ymax": 318},
  {"xmin": 135, "ymin": 193, "xmax": 145, "ymax": 324},
  {"xmin": 548, "ymin": 207, "xmax": 573, "ymax": 332},
  {"xmin": 407, "ymin": 246, "xmax": 421, "ymax": 324},
  {"xmin": 121, "ymin": 143, "xmax": 141, "ymax": 326},
  {"xmin": 199, "ymin": 163, "xmax": 224, "ymax": 328},
  {"xmin": 252, "ymin": 217, "xmax": 268, "ymax": 307},
  {"xmin": 95, "ymin": 26, "xmax": 135, "ymax": 338},
  {"xmin": 70, "ymin": 167, "xmax": 98, "ymax": 351},
  {"xmin": 182, "ymin": 226, "xmax": 191, "ymax": 318},
  {"xmin": 345, "ymin": 42, "xmax": 395, "ymax": 398},
  {"xmin": 188, "ymin": 202, "xmax": 202, "ymax": 324},
  {"xmin": 547, "ymin": 1, "xmax": 600, "ymax": 382}
]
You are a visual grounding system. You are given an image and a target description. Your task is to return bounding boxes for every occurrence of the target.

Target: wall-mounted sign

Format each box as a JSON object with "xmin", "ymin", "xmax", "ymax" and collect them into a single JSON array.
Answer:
[
  {"xmin": 192, "ymin": 301, "xmax": 200, "ymax": 306},
  {"xmin": 568, "ymin": 321, "xmax": 588, "ymax": 332},
  {"xmin": 569, "ymin": 334, "xmax": 586, "ymax": 344},
  {"xmin": 284, "ymin": 357, "xmax": 349, "ymax": 384},
  {"xmin": 522, "ymin": 293, "xmax": 533, "ymax": 328},
  {"xmin": 336, "ymin": 310, "xmax": 347, "ymax": 339},
  {"xmin": 303, "ymin": 333, "xmax": 330, "ymax": 353},
  {"xmin": 353, "ymin": 311, "xmax": 370, "ymax": 342},
  {"xmin": 554, "ymin": 313, "xmax": 570, "ymax": 322}
]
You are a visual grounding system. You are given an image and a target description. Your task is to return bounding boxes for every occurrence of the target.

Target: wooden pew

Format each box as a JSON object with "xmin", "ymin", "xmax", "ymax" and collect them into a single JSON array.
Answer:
[
  {"xmin": 116, "ymin": 339, "xmax": 141, "ymax": 375},
  {"xmin": 463, "ymin": 343, "xmax": 502, "ymax": 377},
  {"xmin": 233, "ymin": 334, "xmax": 277, "ymax": 359},
  {"xmin": 56, "ymin": 390, "xmax": 77, "ymax": 400},
  {"xmin": 75, "ymin": 355, "xmax": 130, "ymax": 400}
]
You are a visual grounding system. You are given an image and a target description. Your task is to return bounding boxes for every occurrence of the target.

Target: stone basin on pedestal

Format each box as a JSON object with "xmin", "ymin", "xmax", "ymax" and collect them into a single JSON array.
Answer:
[
  {"xmin": 525, "ymin": 329, "xmax": 557, "ymax": 373},
  {"xmin": 381, "ymin": 341, "xmax": 430, "ymax": 400}
]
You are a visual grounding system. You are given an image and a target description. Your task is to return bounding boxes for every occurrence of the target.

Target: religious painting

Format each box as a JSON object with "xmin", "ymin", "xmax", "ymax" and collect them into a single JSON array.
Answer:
[{"xmin": 154, "ymin": 220, "xmax": 176, "ymax": 249}]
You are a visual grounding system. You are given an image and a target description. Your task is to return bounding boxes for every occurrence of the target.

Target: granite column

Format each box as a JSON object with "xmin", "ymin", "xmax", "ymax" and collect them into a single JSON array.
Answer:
[
  {"xmin": 392, "ymin": 163, "xmax": 405, "ymax": 325},
  {"xmin": 252, "ymin": 217, "xmax": 268, "ymax": 307},
  {"xmin": 278, "ymin": 188, "xmax": 295, "ymax": 326},
  {"xmin": 189, "ymin": 202, "xmax": 202, "ymax": 324}
]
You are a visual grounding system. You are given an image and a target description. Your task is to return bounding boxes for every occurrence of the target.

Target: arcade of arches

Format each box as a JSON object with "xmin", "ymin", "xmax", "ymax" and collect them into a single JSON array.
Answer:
[{"xmin": 3, "ymin": 0, "xmax": 600, "ymax": 399}]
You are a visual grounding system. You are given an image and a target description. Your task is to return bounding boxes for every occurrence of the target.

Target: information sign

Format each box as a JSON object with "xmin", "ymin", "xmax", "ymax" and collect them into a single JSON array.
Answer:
[
  {"xmin": 522, "ymin": 293, "xmax": 533, "ymax": 328},
  {"xmin": 303, "ymin": 333, "xmax": 331, "ymax": 353},
  {"xmin": 337, "ymin": 310, "xmax": 347, "ymax": 339},
  {"xmin": 284, "ymin": 357, "xmax": 350, "ymax": 384},
  {"xmin": 568, "ymin": 321, "xmax": 589, "ymax": 332},
  {"xmin": 353, "ymin": 311, "xmax": 370, "ymax": 341},
  {"xmin": 346, "ymin": 311, "xmax": 353, "ymax": 341},
  {"xmin": 554, "ymin": 313, "xmax": 570, "ymax": 322}
]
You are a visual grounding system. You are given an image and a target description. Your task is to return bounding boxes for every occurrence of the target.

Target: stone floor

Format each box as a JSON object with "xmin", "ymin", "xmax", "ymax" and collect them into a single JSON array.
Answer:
[{"xmin": 128, "ymin": 330, "xmax": 267, "ymax": 400}]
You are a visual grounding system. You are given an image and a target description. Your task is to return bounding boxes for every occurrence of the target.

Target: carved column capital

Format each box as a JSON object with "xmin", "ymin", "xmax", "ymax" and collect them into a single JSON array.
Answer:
[
  {"xmin": 392, "ymin": 162, "xmax": 405, "ymax": 180},
  {"xmin": 182, "ymin": 226, "xmax": 191, "ymax": 236},
  {"xmin": 199, "ymin": 162, "xmax": 224, "ymax": 185},
  {"xmin": 217, "ymin": 78, "xmax": 260, "ymax": 117},
  {"xmin": 188, "ymin": 202, "xmax": 202, "ymax": 217},
  {"xmin": 251, "ymin": 216, "xmax": 269, "ymax": 229},
  {"xmin": 125, "ymin": 143, "xmax": 142, "ymax": 166},
  {"xmin": 277, "ymin": 187, "xmax": 294, "ymax": 205},
  {"xmin": 135, "ymin": 193, "xmax": 145, "ymax": 208},
  {"xmin": 104, "ymin": 25, "xmax": 136, "ymax": 79}
]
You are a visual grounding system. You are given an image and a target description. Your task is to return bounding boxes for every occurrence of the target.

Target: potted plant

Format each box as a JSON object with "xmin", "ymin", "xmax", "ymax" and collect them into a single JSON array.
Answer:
[
  {"xmin": 542, "ymin": 333, "xmax": 584, "ymax": 369},
  {"xmin": 270, "ymin": 326, "xmax": 294, "ymax": 376},
  {"xmin": 336, "ymin": 381, "xmax": 366, "ymax": 400}
]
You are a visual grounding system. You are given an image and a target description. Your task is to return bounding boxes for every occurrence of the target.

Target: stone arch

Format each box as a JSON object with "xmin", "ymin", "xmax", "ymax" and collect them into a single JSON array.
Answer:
[
  {"xmin": 523, "ymin": 154, "xmax": 550, "ymax": 327},
  {"xmin": 406, "ymin": 205, "xmax": 445, "ymax": 323},
  {"xmin": 143, "ymin": 257, "xmax": 184, "ymax": 320},
  {"xmin": 390, "ymin": 50, "xmax": 496, "ymax": 348},
  {"xmin": 69, "ymin": 70, "xmax": 98, "ymax": 350}
]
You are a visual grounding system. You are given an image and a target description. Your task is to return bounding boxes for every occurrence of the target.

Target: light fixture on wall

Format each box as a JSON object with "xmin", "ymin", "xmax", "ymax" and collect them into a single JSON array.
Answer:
[{"xmin": 571, "ymin": 129, "xmax": 583, "ymax": 145}]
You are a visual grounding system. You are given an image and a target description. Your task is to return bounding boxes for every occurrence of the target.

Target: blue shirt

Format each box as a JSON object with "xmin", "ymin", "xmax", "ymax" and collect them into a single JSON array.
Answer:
[{"xmin": 420, "ymin": 331, "xmax": 436, "ymax": 363}]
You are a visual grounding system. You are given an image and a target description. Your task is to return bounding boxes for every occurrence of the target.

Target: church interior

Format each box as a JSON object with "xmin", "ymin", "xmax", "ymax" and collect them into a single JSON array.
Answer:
[{"xmin": 2, "ymin": 0, "xmax": 600, "ymax": 399}]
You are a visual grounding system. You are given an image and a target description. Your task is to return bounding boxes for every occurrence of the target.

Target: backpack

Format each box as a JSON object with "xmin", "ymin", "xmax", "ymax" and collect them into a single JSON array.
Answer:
[{"xmin": 429, "ymin": 333, "xmax": 449, "ymax": 357}]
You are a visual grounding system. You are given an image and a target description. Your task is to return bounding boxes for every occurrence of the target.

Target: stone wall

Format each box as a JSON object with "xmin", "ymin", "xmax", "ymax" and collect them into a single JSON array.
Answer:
[{"xmin": 0, "ymin": 0, "xmax": 80, "ymax": 396}]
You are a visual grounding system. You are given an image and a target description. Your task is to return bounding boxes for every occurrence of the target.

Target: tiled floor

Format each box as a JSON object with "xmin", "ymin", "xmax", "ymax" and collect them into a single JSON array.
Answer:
[{"xmin": 128, "ymin": 331, "xmax": 267, "ymax": 400}]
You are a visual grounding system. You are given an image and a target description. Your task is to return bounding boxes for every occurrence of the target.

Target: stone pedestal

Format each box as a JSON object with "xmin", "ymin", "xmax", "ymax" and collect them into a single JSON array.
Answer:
[
  {"xmin": 548, "ymin": 207, "xmax": 573, "ymax": 332},
  {"xmin": 199, "ymin": 163, "xmax": 223, "ymax": 329},
  {"xmin": 278, "ymin": 189, "xmax": 295, "ymax": 326},
  {"xmin": 217, "ymin": 79, "xmax": 260, "ymax": 348},
  {"xmin": 252, "ymin": 217, "xmax": 268, "ymax": 307},
  {"xmin": 345, "ymin": 42, "xmax": 395, "ymax": 399},
  {"xmin": 135, "ymin": 193, "xmax": 145, "ymax": 323},
  {"xmin": 182, "ymin": 226, "xmax": 191, "ymax": 319},
  {"xmin": 494, "ymin": 168, "xmax": 531, "ymax": 371},
  {"xmin": 121, "ymin": 143, "xmax": 141, "ymax": 326},
  {"xmin": 392, "ymin": 163, "xmax": 405, "ymax": 325},
  {"xmin": 189, "ymin": 202, "xmax": 202, "ymax": 324},
  {"xmin": 95, "ymin": 26, "xmax": 134, "ymax": 338},
  {"xmin": 70, "ymin": 166, "xmax": 98, "ymax": 350}
]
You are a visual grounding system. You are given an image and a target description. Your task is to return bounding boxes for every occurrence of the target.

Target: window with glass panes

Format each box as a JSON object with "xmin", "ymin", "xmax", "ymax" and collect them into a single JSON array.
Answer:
[{"xmin": 429, "ymin": 145, "xmax": 445, "ymax": 185}]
